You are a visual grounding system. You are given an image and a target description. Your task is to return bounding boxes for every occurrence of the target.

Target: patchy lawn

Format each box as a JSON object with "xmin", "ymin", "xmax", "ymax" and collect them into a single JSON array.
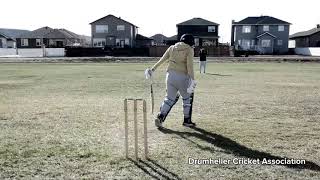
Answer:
[{"xmin": 0, "ymin": 62, "xmax": 319, "ymax": 179}]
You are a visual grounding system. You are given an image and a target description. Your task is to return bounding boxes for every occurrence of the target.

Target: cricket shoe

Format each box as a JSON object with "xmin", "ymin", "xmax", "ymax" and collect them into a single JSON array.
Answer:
[
  {"xmin": 183, "ymin": 117, "xmax": 196, "ymax": 127},
  {"xmin": 155, "ymin": 113, "xmax": 165, "ymax": 128}
]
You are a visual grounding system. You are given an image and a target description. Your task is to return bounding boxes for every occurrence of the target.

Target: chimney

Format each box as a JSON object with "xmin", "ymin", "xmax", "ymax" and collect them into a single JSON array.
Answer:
[{"xmin": 317, "ymin": 24, "xmax": 320, "ymax": 28}]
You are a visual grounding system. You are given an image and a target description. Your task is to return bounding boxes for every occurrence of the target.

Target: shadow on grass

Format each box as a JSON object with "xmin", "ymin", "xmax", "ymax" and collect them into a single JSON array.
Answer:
[
  {"xmin": 205, "ymin": 73, "xmax": 232, "ymax": 76},
  {"xmin": 129, "ymin": 158, "xmax": 181, "ymax": 180},
  {"xmin": 158, "ymin": 126, "xmax": 320, "ymax": 172}
]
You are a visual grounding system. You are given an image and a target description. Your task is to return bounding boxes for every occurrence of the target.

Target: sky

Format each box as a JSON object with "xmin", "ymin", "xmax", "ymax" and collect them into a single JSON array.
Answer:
[{"xmin": 1, "ymin": 0, "xmax": 320, "ymax": 43}]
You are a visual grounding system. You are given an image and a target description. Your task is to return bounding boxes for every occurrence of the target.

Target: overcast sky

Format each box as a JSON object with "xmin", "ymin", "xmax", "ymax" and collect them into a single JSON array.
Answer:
[{"xmin": 2, "ymin": 0, "xmax": 319, "ymax": 42}]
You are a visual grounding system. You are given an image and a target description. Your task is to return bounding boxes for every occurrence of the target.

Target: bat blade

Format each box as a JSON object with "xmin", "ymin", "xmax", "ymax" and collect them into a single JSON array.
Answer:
[{"xmin": 150, "ymin": 84, "xmax": 154, "ymax": 114}]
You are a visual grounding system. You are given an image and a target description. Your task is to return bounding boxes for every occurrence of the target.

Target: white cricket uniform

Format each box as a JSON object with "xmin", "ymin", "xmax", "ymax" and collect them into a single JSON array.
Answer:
[{"xmin": 151, "ymin": 42, "xmax": 195, "ymax": 119}]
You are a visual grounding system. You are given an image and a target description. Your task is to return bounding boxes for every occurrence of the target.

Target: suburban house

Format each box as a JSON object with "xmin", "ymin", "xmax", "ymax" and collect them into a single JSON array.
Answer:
[
  {"xmin": 165, "ymin": 35, "xmax": 178, "ymax": 45},
  {"xmin": 177, "ymin": 17, "xmax": 219, "ymax": 47},
  {"xmin": 90, "ymin": 14, "xmax": 152, "ymax": 48},
  {"xmin": 150, "ymin": 34, "xmax": 168, "ymax": 45},
  {"xmin": 16, "ymin": 26, "xmax": 83, "ymax": 48},
  {"xmin": 0, "ymin": 28, "xmax": 30, "ymax": 48},
  {"xmin": 231, "ymin": 16, "xmax": 291, "ymax": 54},
  {"xmin": 289, "ymin": 25, "xmax": 320, "ymax": 47}
]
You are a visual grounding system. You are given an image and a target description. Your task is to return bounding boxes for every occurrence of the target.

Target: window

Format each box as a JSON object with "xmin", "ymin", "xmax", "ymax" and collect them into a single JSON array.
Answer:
[
  {"xmin": 203, "ymin": 39, "xmax": 215, "ymax": 46},
  {"xmin": 117, "ymin": 25, "xmax": 125, "ymax": 31},
  {"xmin": 96, "ymin": 25, "xmax": 108, "ymax": 33},
  {"xmin": 242, "ymin": 26, "xmax": 251, "ymax": 33},
  {"xmin": 278, "ymin": 25, "xmax": 284, "ymax": 31},
  {"xmin": 195, "ymin": 38, "xmax": 199, "ymax": 46},
  {"xmin": 21, "ymin": 39, "xmax": 28, "ymax": 46},
  {"xmin": 36, "ymin": 39, "xmax": 41, "ymax": 46},
  {"xmin": 261, "ymin": 40, "xmax": 271, "ymax": 47},
  {"xmin": 116, "ymin": 39, "xmax": 120, "ymax": 47},
  {"xmin": 251, "ymin": 40, "xmax": 255, "ymax": 46},
  {"xmin": 277, "ymin": 40, "xmax": 283, "ymax": 46},
  {"xmin": 263, "ymin": 25, "xmax": 269, "ymax": 31},
  {"xmin": 208, "ymin": 26, "xmax": 215, "ymax": 32},
  {"xmin": 93, "ymin": 38, "xmax": 106, "ymax": 47},
  {"xmin": 241, "ymin": 39, "xmax": 251, "ymax": 49},
  {"xmin": 125, "ymin": 38, "xmax": 129, "ymax": 45},
  {"xmin": 115, "ymin": 38, "xmax": 130, "ymax": 47}
]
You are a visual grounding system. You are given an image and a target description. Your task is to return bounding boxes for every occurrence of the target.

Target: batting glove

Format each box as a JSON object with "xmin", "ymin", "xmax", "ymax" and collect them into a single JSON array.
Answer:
[
  {"xmin": 187, "ymin": 79, "xmax": 197, "ymax": 94},
  {"xmin": 145, "ymin": 68, "xmax": 153, "ymax": 79}
]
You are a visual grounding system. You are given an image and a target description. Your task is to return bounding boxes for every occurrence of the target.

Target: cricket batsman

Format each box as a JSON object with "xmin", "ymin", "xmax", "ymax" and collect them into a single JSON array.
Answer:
[{"xmin": 145, "ymin": 34, "xmax": 197, "ymax": 128}]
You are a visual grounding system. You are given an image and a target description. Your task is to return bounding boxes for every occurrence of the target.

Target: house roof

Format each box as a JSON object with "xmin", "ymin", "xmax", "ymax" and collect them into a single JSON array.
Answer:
[
  {"xmin": 59, "ymin": 29, "xmax": 81, "ymax": 39},
  {"xmin": 89, "ymin": 14, "xmax": 138, "ymax": 27},
  {"xmin": 44, "ymin": 29, "xmax": 74, "ymax": 39},
  {"xmin": 18, "ymin": 26, "xmax": 54, "ymax": 38},
  {"xmin": 0, "ymin": 28, "xmax": 30, "ymax": 39},
  {"xmin": 257, "ymin": 32, "xmax": 277, "ymax": 39},
  {"xmin": 0, "ymin": 32, "xmax": 9, "ymax": 39},
  {"xmin": 177, "ymin": 18, "xmax": 219, "ymax": 26},
  {"xmin": 167, "ymin": 35, "xmax": 178, "ymax": 41},
  {"xmin": 289, "ymin": 27, "xmax": 320, "ymax": 39},
  {"xmin": 7, "ymin": 37, "xmax": 15, "ymax": 41},
  {"xmin": 233, "ymin": 16, "xmax": 290, "ymax": 25},
  {"xmin": 136, "ymin": 34, "xmax": 153, "ymax": 40},
  {"xmin": 150, "ymin": 34, "xmax": 169, "ymax": 44},
  {"xmin": 0, "ymin": 33, "xmax": 16, "ymax": 41},
  {"xmin": 18, "ymin": 26, "xmax": 80, "ymax": 39}
]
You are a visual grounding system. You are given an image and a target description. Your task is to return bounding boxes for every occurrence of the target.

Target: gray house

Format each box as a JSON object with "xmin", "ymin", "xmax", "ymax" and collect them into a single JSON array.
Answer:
[
  {"xmin": 177, "ymin": 18, "xmax": 219, "ymax": 47},
  {"xmin": 231, "ymin": 16, "xmax": 291, "ymax": 54},
  {"xmin": 90, "ymin": 14, "xmax": 138, "ymax": 48},
  {"xmin": 289, "ymin": 25, "xmax": 320, "ymax": 47},
  {"xmin": 150, "ymin": 34, "xmax": 169, "ymax": 45},
  {"xmin": 0, "ymin": 28, "xmax": 30, "ymax": 48},
  {"xmin": 17, "ymin": 27, "xmax": 83, "ymax": 48}
]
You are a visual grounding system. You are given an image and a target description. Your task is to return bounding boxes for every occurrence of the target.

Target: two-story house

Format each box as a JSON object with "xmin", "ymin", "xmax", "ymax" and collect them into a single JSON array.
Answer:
[
  {"xmin": 177, "ymin": 18, "xmax": 219, "ymax": 47},
  {"xmin": 90, "ymin": 14, "xmax": 139, "ymax": 48},
  {"xmin": 231, "ymin": 16, "xmax": 291, "ymax": 54}
]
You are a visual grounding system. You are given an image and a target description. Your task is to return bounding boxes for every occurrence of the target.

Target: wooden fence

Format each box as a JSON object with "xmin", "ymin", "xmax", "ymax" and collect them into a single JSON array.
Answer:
[{"xmin": 149, "ymin": 45, "xmax": 231, "ymax": 57}]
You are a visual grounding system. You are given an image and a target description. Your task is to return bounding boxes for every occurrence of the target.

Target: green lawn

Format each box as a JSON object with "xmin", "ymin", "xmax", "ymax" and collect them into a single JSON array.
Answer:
[{"xmin": 0, "ymin": 62, "xmax": 319, "ymax": 179}]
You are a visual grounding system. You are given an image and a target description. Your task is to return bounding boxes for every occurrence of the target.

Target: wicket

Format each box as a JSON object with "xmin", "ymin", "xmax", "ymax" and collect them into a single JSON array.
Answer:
[{"xmin": 124, "ymin": 98, "xmax": 148, "ymax": 160}]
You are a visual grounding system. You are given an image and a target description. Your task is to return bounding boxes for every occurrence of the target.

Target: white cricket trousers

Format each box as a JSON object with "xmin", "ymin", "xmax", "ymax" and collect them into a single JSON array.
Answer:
[
  {"xmin": 199, "ymin": 61, "xmax": 207, "ymax": 73},
  {"xmin": 159, "ymin": 70, "xmax": 192, "ymax": 119}
]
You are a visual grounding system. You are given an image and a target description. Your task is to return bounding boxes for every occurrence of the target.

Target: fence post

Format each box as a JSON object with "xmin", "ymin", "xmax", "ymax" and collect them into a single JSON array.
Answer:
[{"xmin": 42, "ymin": 44, "xmax": 46, "ymax": 57}]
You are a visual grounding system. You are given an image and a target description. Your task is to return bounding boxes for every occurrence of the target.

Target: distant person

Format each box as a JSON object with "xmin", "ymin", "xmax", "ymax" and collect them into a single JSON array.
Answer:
[
  {"xmin": 145, "ymin": 34, "xmax": 197, "ymax": 127},
  {"xmin": 199, "ymin": 48, "xmax": 207, "ymax": 73}
]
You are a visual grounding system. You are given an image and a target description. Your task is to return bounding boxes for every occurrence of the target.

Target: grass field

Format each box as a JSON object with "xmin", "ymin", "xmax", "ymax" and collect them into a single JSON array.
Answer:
[{"xmin": 0, "ymin": 62, "xmax": 320, "ymax": 179}]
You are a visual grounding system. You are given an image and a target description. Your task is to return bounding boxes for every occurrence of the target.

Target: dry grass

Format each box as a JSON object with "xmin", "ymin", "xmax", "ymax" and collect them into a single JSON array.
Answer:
[{"xmin": 0, "ymin": 62, "xmax": 319, "ymax": 179}]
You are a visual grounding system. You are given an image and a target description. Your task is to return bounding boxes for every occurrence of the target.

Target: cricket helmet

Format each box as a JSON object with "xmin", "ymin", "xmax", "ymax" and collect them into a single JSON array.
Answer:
[{"xmin": 180, "ymin": 34, "xmax": 195, "ymax": 47}]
